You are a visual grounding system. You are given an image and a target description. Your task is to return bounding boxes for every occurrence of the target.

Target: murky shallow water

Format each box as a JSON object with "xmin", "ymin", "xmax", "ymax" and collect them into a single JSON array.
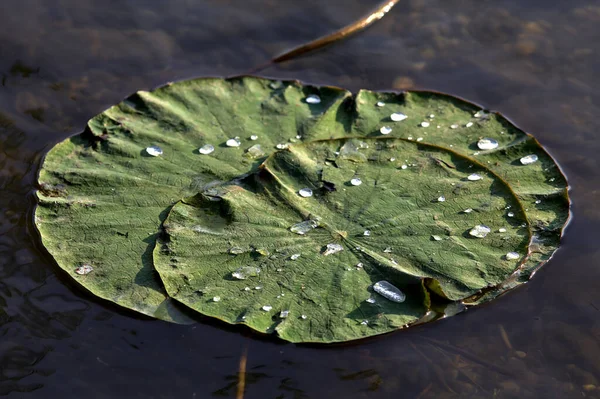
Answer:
[{"xmin": 0, "ymin": 0, "xmax": 599, "ymax": 397}]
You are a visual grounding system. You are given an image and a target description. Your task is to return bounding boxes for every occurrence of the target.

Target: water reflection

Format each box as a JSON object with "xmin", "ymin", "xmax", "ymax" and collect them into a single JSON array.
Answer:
[{"xmin": 0, "ymin": 0, "xmax": 598, "ymax": 397}]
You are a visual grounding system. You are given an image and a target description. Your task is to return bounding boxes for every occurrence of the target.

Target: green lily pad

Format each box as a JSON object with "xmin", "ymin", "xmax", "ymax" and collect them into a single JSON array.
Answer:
[{"xmin": 35, "ymin": 76, "xmax": 569, "ymax": 342}]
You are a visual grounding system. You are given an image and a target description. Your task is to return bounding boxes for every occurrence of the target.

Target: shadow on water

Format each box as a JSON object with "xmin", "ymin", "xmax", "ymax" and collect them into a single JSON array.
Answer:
[{"xmin": 0, "ymin": 0, "xmax": 599, "ymax": 397}]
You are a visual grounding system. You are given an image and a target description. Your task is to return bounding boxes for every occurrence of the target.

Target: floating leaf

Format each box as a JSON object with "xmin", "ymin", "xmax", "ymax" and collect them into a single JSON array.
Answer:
[{"xmin": 35, "ymin": 77, "xmax": 569, "ymax": 342}]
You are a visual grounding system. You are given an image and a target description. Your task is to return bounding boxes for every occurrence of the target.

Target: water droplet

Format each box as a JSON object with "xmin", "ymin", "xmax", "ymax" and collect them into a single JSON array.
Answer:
[
  {"xmin": 505, "ymin": 252, "xmax": 520, "ymax": 260},
  {"xmin": 232, "ymin": 266, "xmax": 261, "ymax": 280},
  {"xmin": 356, "ymin": 262, "xmax": 364, "ymax": 268},
  {"xmin": 228, "ymin": 247, "xmax": 244, "ymax": 255},
  {"xmin": 361, "ymin": 320, "xmax": 369, "ymax": 325},
  {"xmin": 474, "ymin": 110, "xmax": 489, "ymax": 118},
  {"xmin": 477, "ymin": 138, "xmax": 499, "ymax": 150},
  {"xmin": 280, "ymin": 310, "xmax": 290, "ymax": 318},
  {"xmin": 450, "ymin": 124, "xmax": 459, "ymax": 129},
  {"xmin": 535, "ymin": 199, "xmax": 542, "ymax": 204},
  {"xmin": 380, "ymin": 126, "xmax": 393, "ymax": 135},
  {"xmin": 498, "ymin": 228, "xmax": 507, "ymax": 233},
  {"xmin": 401, "ymin": 164, "xmax": 408, "ymax": 169},
  {"xmin": 301, "ymin": 314, "xmax": 307, "ymax": 320},
  {"xmin": 298, "ymin": 188, "xmax": 313, "ymax": 198},
  {"xmin": 462, "ymin": 208, "xmax": 473, "ymax": 213},
  {"xmin": 254, "ymin": 248, "xmax": 269, "ymax": 257},
  {"xmin": 226, "ymin": 138, "xmax": 241, "ymax": 147},
  {"xmin": 420, "ymin": 121, "xmax": 430, "ymax": 128},
  {"xmin": 213, "ymin": 296, "xmax": 221, "ymax": 302},
  {"xmin": 276, "ymin": 143, "xmax": 288, "ymax": 150},
  {"xmin": 432, "ymin": 235, "xmax": 443, "ymax": 241},
  {"xmin": 390, "ymin": 158, "xmax": 396, "ymax": 162},
  {"xmin": 467, "ymin": 173, "xmax": 483, "ymax": 181},
  {"xmin": 437, "ymin": 196, "xmax": 446, "ymax": 202},
  {"xmin": 246, "ymin": 144, "xmax": 265, "ymax": 158},
  {"xmin": 429, "ymin": 114, "xmax": 435, "ymax": 118},
  {"xmin": 466, "ymin": 122, "xmax": 474, "ymax": 128},
  {"xmin": 290, "ymin": 253, "xmax": 301, "ymax": 260},
  {"xmin": 363, "ymin": 230, "xmax": 371, "ymax": 236},
  {"xmin": 520, "ymin": 154, "xmax": 539, "ymax": 165},
  {"xmin": 507, "ymin": 212, "xmax": 515, "ymax": 217},
  {"xmin": 350, "ymin": 178, "xmax": 362, "ymax": 186},
  {"xmin": 290, "ymin": 219, "xmax": 319, "ymax": 235},
  {"xmin": 366, "ymin": 297, "xmax": 376, "ymax": 304},
  {"xmin": 296, "ymin": 135, "xmax": 302, "ymax": 140},
  {"xmin": 146, "ymin": 146, "xmax": 163, "ymax": 156},
  {"xmin": 417, "ymin": 137, "xmax": 424, "ymax": 142},
  {"xmin": 244, "ymin": 287, "xmax": 251, "ymax": 291},
  {"xmin": 373, "ymin": 281, "xmax": 406, "ymax": 303},
  {"xmin": 383, "ymin": 247, "xmax": 392, "ymax": 253},
  {"xmin": 255, "ymin": 286, "xmax": 262, "ymax": 290},
  {"xmin": 305, "ymin": 94, "xmax": 321, "ymax": 104},
  {"xmin": 391, "ymin": 112, "xmax": 408, "ymax": 122},
  {"xmin": 376, "ymin": 101, "xmax": 386, "ymax": 107},
  {"xmin": 262, "ymin": 305, "xmax": 273, "ymax": 311},
  {"xmin": 199, "ymin": 144, "xmax": 215, "ymax": 155},
  {"xmin": 75, "ymin": 264, "xmax": 93, "ymax": 275},
  {"xmin": 469, "ymin": 225, "xmax": 491, "ymax": 238},
  {"xmin": 323, "ymin": 243, "xmax": 344, "ymax": 256},
  {"xmin": 250, "ymin": 135, "xmax": 258, "ymax": 141}
]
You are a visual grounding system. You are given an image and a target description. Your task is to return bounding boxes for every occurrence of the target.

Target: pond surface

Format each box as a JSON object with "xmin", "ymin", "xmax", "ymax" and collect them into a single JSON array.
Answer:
[{"xmin": 0, "ymin": 0, "xmax": 599, "ymax": 397}]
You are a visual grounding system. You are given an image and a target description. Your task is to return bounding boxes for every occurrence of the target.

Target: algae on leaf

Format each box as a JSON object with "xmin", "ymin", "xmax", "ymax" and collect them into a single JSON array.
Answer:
[{"xmin": 35, "ymin": 76, "xmax": 569, "ymax": 343}]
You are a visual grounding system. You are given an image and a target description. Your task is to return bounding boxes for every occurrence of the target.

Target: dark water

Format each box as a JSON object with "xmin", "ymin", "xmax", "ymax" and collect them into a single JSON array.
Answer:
[{"xmin": 0, "ymin": 0, "xmax": 599, "ymax": 397}]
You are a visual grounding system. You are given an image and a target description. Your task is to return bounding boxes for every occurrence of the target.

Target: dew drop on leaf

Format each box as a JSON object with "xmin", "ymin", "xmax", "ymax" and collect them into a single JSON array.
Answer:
[
  {"xmin": 469, "ymin": 225, "xmax": 491, "ymax": 238},
  {"xmin": 75, "ymin": 264, "xmax": 93, "ymax": 275},
  {"xmin": 228, "ymin": 247, "xmax": 244, "ymax": 255},
  {"xmin": 391, "ymin": 112, "xmax": 408, "ymax": 122},
  {"xmin": 305, "ymin": 95, "xmax": 321, "ymax": 104},
  {"xmin": 146, "ymin": 146, "xmax": 163, "ymax": 156},
  {"xmin": 505, "ymin": 252, "xmax": 520, "ymax": 260},
  {"xmin": 246, "ymin": 144, "xmax": 265, "ymax": 158},
  {"xmin": 232, "ymin": 266, "xmax": 261, "ymax": 280},
  {"xmin": 373, "ymin": 281, "xmax": 406, "ymax": 303},
  {"xmin": 198, "ymin": 144, "xmax": 215, "ymax": 155},
  {"xmin": 380, "ymin": 126, "xmax": 393, "ymax": 135},
  {"xmin": 225, "ymin": 138, "xmax": 241, "ymax": 147},
  {"xmin": 520, "ymin": 154, "xmax": 539, "ymax": 165},
  {"xmin": 262, "ymin": 305, "xmax": 272, "ymax": 311},
  {"xmin": 298, "ymin": 188, "xmax": 313, "ymax": 198},
  {"xmin": 467, "ymin": 173, "xmax": 483, "ymax": 181},
  {"xmin": 350, "ymin": 178, "xmax": 362, "ymax": 186},
  {"xmin": 290, "ymin": 220, "xmax": 319, "ymax": 235},
  {"xmin": 323, "ymin": 243, "xmax": 344, "ymax": 256},
  {"xmin": 477, "ymin": 138, "xmax": 499, "ymax": 150}
]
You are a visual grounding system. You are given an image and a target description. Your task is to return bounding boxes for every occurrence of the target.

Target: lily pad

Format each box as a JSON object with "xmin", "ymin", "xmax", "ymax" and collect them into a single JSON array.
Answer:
[{"xmin": 35, "ymin": 76, "xmax": 569, "ymax": 342}]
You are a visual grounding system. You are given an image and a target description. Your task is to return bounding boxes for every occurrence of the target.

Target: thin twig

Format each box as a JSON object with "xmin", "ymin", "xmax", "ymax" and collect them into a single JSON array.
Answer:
[
  {"xmin": 498, "ymin": 324, "xmax": 513, "ymax": 351},
  {"xmin": 418, "ymin": 337, "xmax": 514, "ymax": 377},
  {"xmin": 236, "ymin": 346, "xmax": 248, "ymax": 399},
  {"xmin": 250, "ymin": 0, "xmax": 400, "ymax": 73}
]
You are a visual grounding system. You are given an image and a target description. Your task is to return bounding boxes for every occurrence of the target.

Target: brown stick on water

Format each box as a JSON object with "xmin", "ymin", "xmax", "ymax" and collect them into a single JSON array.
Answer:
[
  {"xmin": 249, "ymin": 0, "xmax": 400, "ymax": 73},
  {"xmin": 236, "ymin": 346, "xmax": 248, "ymax": 399}
]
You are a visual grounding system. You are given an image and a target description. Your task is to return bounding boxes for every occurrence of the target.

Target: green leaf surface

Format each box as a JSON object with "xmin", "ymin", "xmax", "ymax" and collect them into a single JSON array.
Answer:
[{"xmin": 35, "ymin": 76, "xmax": 569, "ymax": 342}]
